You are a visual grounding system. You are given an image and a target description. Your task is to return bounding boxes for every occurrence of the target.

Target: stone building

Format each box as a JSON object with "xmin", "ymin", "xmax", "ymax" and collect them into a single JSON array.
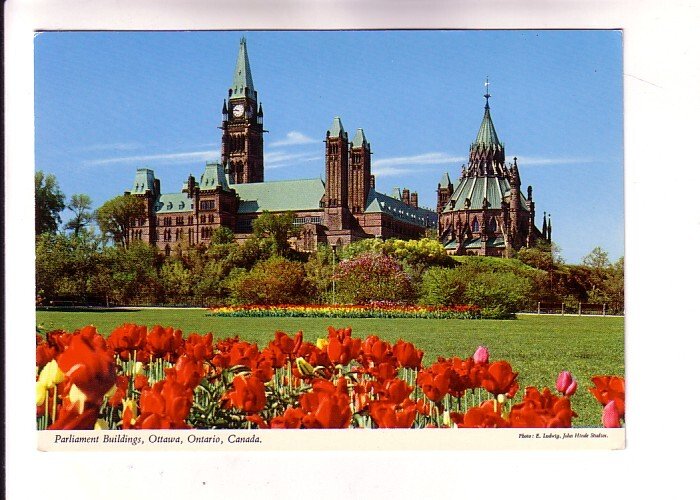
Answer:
[
  {"xmin": 125, "ymin": 38, "xmax": 436, "ymax": 255},
  {"xmin": 437, "ymin": 86, "xmax": 551, "ymax": 256}
]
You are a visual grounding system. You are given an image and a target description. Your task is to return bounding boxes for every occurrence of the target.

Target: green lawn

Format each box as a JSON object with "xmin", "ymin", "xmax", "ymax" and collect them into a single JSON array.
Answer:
[{"xmin": 36, "ymin": 308, "xmax": 624, "ymax": 427}]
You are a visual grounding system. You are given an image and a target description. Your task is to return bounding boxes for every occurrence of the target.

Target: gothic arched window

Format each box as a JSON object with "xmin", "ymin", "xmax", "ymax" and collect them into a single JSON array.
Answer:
[
  {"xmin": 471, "ymin": 217, "xmax": 480, "ymax": 233},
  {"xmin": 488, "ymin": 217, "xmax": 497, "ymax": 232}
]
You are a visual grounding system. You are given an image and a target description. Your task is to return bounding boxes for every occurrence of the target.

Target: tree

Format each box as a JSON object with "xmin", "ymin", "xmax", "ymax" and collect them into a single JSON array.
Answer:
[
  {"xmin": 582, "ymin": 246, "xmax": 611, "ymax": 270},
  {"xmin": 35, "ymin": 171, "xmax": 66, "ymax": 235},
  {"xmin": 95, "ymin": 195, "xmax": 147, "ymax": 247},
  {"xmin": 252, "ymin": 211, "xmax": 298, "ymax": 255},
  {"xmin": 65, "ymin": 194, "xmax": 93, "ymax": 236},
  {"xmin": 211, "ymin": 226, "xmax": 236, "ymax": 245}
]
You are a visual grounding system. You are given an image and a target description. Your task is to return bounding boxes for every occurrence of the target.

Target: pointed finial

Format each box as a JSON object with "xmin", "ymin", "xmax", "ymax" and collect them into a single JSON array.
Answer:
[{"xmin": 484, "ymin": 77, "xmax": 491, "ymax": 108}]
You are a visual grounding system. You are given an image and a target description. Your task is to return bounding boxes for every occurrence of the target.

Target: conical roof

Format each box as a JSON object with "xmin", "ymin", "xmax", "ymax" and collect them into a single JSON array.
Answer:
[
  {"xmin": 328, "ymin": 116, "xmax": 345, "ymax": 138},
  {"xmin": 474, "ymin": 104, "xmax": 500, "ymax": 146},
  {"xmin": 439, "ymin": 172, "xmax": 452, "ymax": 188},
  {"xmin": 231, "ymin": 37, "xmax": 255, "ymax": 98},
  {"xmin": 351, "ymin": 128, "xmax": 367, "ymax": 148}
]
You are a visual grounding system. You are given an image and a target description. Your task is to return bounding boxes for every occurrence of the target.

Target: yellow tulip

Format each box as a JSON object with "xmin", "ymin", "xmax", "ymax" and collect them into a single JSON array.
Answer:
[
  {"xmin": 68, "ymin": 384, "xmax": 88, "ymax": 415},
  {"xmin": 38, "ymin": 359, "xmax": 65, "ymax": 389},
  {"xmin": 131, "ymin": 361, "xmax": 145, "ymax": 377},
  {"xmin": 316, "ymin": 338, "xmax": 329, "ymax": 350},
  {"xmin": 295, "ymin": 357, "xmax": 315, "ymax": 377},
  {"xmin": 122, "ymin": 399, "xmax": 138, "ymax": 426},
  {"xmin": 36, "ymin": 382, "xmax": 47, "ymax": 406},
  {"xmin": 94, "ymin": 419, "xmax": 110, "ymax": 430}
]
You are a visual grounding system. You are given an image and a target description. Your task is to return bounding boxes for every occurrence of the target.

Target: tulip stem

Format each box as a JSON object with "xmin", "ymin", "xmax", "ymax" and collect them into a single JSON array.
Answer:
[
  {"xmin": 52, "ymin": 386, "xmax": 58, "ymax": 423},
  {"xmin": 44, "ymin": 389, "xmax": 50, "ymax": 426}
]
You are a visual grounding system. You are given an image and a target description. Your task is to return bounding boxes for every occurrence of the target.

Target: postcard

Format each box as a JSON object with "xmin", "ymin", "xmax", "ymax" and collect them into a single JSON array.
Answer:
[{"xmin": 30, "ymin": 29, "xmax": 625, "ymax": 452}]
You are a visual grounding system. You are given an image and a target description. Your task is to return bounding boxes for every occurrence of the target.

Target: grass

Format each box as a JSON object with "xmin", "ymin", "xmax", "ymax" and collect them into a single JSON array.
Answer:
[{"xmin": 36, "ymin": 308, "xmax": 624, "ymax": 427}]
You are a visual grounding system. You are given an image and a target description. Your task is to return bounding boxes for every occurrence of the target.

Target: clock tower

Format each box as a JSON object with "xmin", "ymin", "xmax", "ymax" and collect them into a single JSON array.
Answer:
[{"xmin": 221, "ymin": 37, "xmax": 264, "ymax": 184}]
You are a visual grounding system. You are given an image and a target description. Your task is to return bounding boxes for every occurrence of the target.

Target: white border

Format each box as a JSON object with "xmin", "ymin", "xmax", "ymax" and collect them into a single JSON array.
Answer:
[{"xmin": 6, "ymin": 0, "xmax": 700, "ymax": 497}]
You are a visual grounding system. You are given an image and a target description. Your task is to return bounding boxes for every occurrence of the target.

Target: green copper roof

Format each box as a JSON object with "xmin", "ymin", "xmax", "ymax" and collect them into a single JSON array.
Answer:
[
  {"xmin": 443, "ymin": 175, "xmax": 528, "ymax": 213},
  {"xmin": 438, "ymin": 172, "xmax": 452, "ymax": 188},
  {"xmin": 231, "ymin": 37, "xmax": 255, "ymax": 99},
  {"xmin": 474, "ymin": 105, "xmax": 500, "ymax": 146},
  {"xmin": 156, "ymin": 193, "xmax": 193, "ymax": 214},
  {"xmin": 130, "ymin": 168, "xmax": 157, "ymax": 195},
  {"xmin": 459, "ymin": 236, "xmax": 505, "ymax": 250},
  {"xmin": 351, "ymin": 128, "xmax": 367, "ymax": 148},
  {"xmin": 199, "ymin": 162, "xmax": 229, "ymax": 191},
  {"xmin": 232, "ymin": 178, "xmax": 326, "ymax": 214},
  {"xmin": 328, "ymin": 117, "xmax": 345, "ymax": 138},
  {"xmin": 364, "ymin": 189, "xmax": 437, "ymax": 228}
]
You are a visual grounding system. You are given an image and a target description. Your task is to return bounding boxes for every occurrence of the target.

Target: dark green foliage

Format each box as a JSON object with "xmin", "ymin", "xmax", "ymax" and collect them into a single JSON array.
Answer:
[
  {"xmin": 65, "ymin": 194, "xmax": 93, "ymax": 236},
  {"xmin": 35, "ymin": 171, "xmax": 66, "ymax": 235},
  {"xmin": 251, "ymin": 211, "xmax": 298, "ymax": 256},
  {"xmin": 95, "ymin": 195, "xmax": 147, "ymax": 247},
  {"xmin": 230, "ymin": 256, "xmax": 312, "ymax": 305},
  {"xmin": 420, "ymin": 259, "xmax": 535, "ymax": 318}
]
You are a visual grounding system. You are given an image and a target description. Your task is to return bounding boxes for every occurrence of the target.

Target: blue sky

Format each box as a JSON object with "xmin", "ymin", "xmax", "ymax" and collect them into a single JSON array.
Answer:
[{"xmin": 35, "ymin": 30, "xmax": 623, "ymax": 263}]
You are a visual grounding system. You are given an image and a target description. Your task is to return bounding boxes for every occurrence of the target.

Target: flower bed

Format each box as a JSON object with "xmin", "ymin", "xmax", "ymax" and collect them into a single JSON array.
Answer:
[
  {"xmin": 207, "ymin": 303, "xmax": 482, "ymax": 320},
  {"xmin": 36, "ymin": 324, "xmax": 625, "ymax": 430}
]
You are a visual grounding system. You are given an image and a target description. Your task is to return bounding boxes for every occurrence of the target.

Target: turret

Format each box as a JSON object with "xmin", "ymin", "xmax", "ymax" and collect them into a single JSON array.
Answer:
[
  {"xmin": 349, "ymin": 128, "xmax": 371, "ymax": 214},
  {"xmin": 325, "ymin": 117, "xmax": 349, "ymax": 209}
]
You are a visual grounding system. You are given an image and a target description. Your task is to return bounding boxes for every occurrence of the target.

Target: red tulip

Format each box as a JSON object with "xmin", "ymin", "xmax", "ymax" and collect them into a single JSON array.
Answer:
[
  {"xmin": 270, "ymin": 407, "xmax": 306, "ymax": 429},
  {"xmin": 327, "ymin": 335, "xmax": 362, "ymax": 366},
  {"xmin": 107, "ymin": 324, "xmax": 147, "ymax": 361},
  {"xmin": 369, "ymin": 400, "xmax": 417, "ymax": 428},
  {"xmin": 171, "ymin": 355, "xmax": 204, "ymax": 390},
  {"xmin": 221, "ymin": 374, "xmax": 267, "ymax": 413},
  {"xmin": 49, "ymin": 400, "xmax": 100, "ymax": 430},
  {"xmin": 393, "ymin": 340, "xmax": 423, "ymax": 369},
  {"xmin": 509, "ymin": 387, "xmax": 577, "ymax": 428},
  {"xmin": 56, "ymin": 326, "xmax": 117, "ymax": 404},
  {"xmin": 136, "ymin": 375, "xmax": 193, "ymax": 428},
  {"xmin": 416, "ymin": 363, "xmax": 451, "ymax": 402},
  {"xmin": 146, "ymin": 325, "xmax": 183, "ymax": 362},
  {"xmin": 183, "ymin": 332, "xmax": 214, "ymax": 362},
  {"xmin": 451, "ymin": 402, "xmax": 509, "ymax": 428},
  {"xmin": 481, "ymin": 361, "xmax": 519, "ymax": 398},
  {"xmin": 589, "ymin": 376, "xmax": 625, "ymax": 418}
]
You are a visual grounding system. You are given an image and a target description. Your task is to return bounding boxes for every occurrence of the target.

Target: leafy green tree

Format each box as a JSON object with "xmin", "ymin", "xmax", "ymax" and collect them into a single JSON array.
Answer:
[
  {"xmin": 230, "ymin": 256, "xmax": 312, "ymax": 305},
  {"xmin": 252, "ymin": 211, "xmax": 298, "ymax": 255},
  {"xmin": 35, "ymin": 171, "xmax": 66, "ymax": 235},
  {"xmin": 160, "ymin": 260, "xmax": 193, "ymax": 304},
  {"xmin": 211, "ymin": 226, "xmax": 235, "ymax": 245},
  {"xmin": 582, "ymin": 246, "xmax": 611, "ymax": 270},
  {"xmin": 65, "ymin": 194, "xmax": 93, "ymax": 236},
  {"xmin": 95, "ymin": 195, "xmax": 146, "ymax": 247},
  {"xmin": 96, "ymin": 242, "xmax": 162, "ymax": 305},
  {"xmin": 35, "ymin": 232, "xmax": 101, "ymax": 302}
]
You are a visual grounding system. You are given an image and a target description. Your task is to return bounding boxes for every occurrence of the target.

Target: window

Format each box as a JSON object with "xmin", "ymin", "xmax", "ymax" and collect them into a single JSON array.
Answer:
[
  {"xmin": 472, "ymin": 217, "xmax": 480, "ymax": 233},
  {"xmin": 176, "ymin": 216, "xmax": 184, "ymax": 225},
  {"xmin": 200, "ymin": 215, "xmax": 206, "ymax": 224},
  {"xmin": 200, "ymin": 200, "xmax": 215, "ymax": 211},
  {"xmin": 208, "ymin": 214, "xmax": 214, "ymax": 223}
]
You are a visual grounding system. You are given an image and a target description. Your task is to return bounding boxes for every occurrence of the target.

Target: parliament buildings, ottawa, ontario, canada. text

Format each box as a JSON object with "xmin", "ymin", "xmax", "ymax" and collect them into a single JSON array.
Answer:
[{"xmin": 125, "ymin": 38, "xmax": 550, "ymax": 257}]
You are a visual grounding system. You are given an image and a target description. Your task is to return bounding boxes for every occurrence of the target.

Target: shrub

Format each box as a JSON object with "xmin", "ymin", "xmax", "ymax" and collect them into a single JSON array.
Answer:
[
  {"xmin": 334, "ymin": 252, "xmax": 413, "ymax": 304},
  {"xmin": 230, "ymin": 256, "xmax": 312, "ymax": 305}
]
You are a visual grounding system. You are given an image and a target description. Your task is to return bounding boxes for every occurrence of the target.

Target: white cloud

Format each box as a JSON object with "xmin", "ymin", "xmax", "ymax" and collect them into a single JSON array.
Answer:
[
  {"xmin": 372, "ymin": 152, "xmax": 463, "ymax": 168},
  {"xmin": 266, "ymin": 150, "xmax": 323, "ymax": 169},
  {"xmin": 508, "ymin": 156, "xmax": 596, "ymax": 166},
  {"xmin": 84, "ymin": 149, "xmax": 220, "ymax": 166},
  {"xmin": 77, "ymin": 142, "xmax": 142, "ymax": 153},
  {"xmin": 269, "ymin": 131, "xmax": 316, "ymax": 147}
]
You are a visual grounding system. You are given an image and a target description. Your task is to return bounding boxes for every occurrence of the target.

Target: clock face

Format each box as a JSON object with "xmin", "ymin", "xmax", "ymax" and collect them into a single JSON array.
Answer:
[{"xmin": 232, "ymin": 104, "xmax": 245, "ymax": 117}]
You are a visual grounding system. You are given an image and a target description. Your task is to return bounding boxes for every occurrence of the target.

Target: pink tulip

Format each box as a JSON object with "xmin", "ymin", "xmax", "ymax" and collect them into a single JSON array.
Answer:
[
  {"xmin": 564, "ymin": 379, "xmax": 578, "ymax": 397},
  {"xmin": 473, "ymin": 346, "xmax": 489, "ymax": 364},
  {"xmin": 602, "ymin": 400, "xmax": 621, "ymax": 428},
  {"xmin": 556, "ymin": 371, "xmax": 573, "ymax": 392}
]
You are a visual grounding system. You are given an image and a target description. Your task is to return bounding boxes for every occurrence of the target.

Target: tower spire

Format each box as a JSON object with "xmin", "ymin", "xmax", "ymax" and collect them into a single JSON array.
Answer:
[
  {"xmin": 484, "ymin": 76, "xmax": 491, "ymax": 109},
  {"xmin": 474, "ymin": 78, "xmax": 500, "ymax": 147},
  {"xmin": 231, "ymin": 37, "xmax": 255, "ymax": 99}
]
